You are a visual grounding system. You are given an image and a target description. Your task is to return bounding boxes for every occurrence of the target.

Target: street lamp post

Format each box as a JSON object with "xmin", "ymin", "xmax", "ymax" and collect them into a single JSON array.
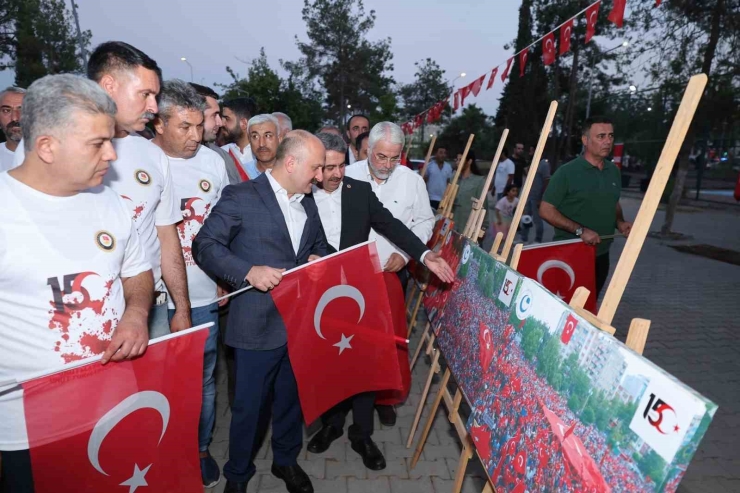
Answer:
[
  {"xmin": 180, "ymin": 57, "xmax": 194, "ymax": 82},
  {"xmin": 585, "ymin": 41, "xmax": 629, "ymax": 119}
]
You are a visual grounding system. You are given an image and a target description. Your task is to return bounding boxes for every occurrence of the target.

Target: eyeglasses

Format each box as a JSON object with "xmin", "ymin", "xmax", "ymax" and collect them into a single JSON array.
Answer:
[{"xmin": 372, "ymin": 152, "xmax": 401, "ymax": 165}]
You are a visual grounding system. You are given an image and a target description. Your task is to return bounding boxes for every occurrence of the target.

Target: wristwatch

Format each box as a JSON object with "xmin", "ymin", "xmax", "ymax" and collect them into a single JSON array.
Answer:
[{"xmin": 575, "ymin": 226, "xmax": 584, "ymax": 237}]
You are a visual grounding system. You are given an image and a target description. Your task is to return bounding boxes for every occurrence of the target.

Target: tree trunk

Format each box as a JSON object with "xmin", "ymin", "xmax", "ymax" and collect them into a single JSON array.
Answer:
[
  {"xmin": 557, "ymin": 37, "xmax": 581, "ymax": 162},
  {"xmin": 661, "ymin": 0, "xmax": 723, "ymax": 234}
]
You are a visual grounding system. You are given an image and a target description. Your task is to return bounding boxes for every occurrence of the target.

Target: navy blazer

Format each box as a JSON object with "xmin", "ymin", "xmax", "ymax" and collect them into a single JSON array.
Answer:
[{"xmin": 193, "ymin": 173, "xmax": 328, "ymax": 350}]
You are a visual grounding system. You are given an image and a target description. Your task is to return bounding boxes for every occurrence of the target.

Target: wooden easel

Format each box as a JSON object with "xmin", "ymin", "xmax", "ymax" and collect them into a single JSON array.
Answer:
[{"xmin": 407, "ymin": 74, "xmax": 708, "ymax": 492}]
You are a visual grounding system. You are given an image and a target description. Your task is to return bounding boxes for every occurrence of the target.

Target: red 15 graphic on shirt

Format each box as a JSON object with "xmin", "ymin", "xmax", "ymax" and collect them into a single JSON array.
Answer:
[{"xmin": 47, "ymin": 273, "xmax": 95, "ymax": 314}]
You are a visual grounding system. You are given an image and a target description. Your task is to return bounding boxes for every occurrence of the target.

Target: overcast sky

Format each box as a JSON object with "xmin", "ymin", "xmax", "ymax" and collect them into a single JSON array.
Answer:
[{"xmin": 0, "ymin": 0, "xmax": 521, "ymax": 119}]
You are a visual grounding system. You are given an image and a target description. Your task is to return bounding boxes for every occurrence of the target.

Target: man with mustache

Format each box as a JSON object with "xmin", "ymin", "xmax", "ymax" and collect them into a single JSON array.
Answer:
[
  {"xmin": 0, "ymin": 86, "xmax": 24, "ymax": 171},
  {"xmin": 11, "ymin": 42, "xmax": 189, "ymax": 338},
  {"xmin": 308, "ymin": 132, "xmax": 454, "ymax": 470},
  {"xmin": 152, "ymin": 79, "xmax": 230, "ymax": 488},
  {"xmin": 247, "ymin": 114, "xmax": 281, "ymax": 176},
  {"xmin": 345, "ymin": 122, "xmax": 435, "ymax": 427},
  {"xmin": 540, "ymin": 116, "xmax": 633, "ymax": 297},
  {"xmin": 220, "ymin": 97, "xmax": 258, "ymax": 181}
]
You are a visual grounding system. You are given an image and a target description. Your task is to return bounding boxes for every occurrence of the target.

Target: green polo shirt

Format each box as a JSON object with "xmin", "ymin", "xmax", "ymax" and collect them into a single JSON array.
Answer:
[{"xmin": 542, "ymin": 156, "xmax": 621, "ymax": 256}]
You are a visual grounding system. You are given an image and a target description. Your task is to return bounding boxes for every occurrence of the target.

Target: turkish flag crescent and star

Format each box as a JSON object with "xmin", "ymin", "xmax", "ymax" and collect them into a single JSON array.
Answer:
[
  {"xmin": 271, "ymin": 242, "xmax": 403, "ymax": 424},
  {"xmin": 518, "ymin": 239, "xmax": 597, "ymax": 313},
  {"xmin": 501, "ymin": 57, "xmax": 514, "ymax": 82},
  {"xmin": 560, "ymin": 18, "xmax": 574, "ymax": 55},
  {"xmin": 542, "ymin": 32, "xmax": 556, "ymax": 66},
  {"xmin": 519, "ymin": 48, "xmax": 529, "ymax": 77},
  {"xmin": 486, "ymin": 67, "xmax": 499, "ymax": 90},
  {"xmin": 585, "ymin": 2, "xmax": 601, "ymax": 43},
  {"xmin": 479, "ymin": 322, "xmax": 494, "ymax": 372},
  {"xmin": 22, "ymin": 326, "xmax": 209, "ymax": 493}
]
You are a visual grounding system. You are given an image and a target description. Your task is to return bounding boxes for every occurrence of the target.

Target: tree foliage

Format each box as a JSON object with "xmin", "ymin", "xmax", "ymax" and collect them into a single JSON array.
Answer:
[
  {"xmin": 399, "ymin": 58, "xmax": 450, "ymax": 121},
  {"xmin": 294, "ymin": 0, "xmax": 396, "ymax": 126}
]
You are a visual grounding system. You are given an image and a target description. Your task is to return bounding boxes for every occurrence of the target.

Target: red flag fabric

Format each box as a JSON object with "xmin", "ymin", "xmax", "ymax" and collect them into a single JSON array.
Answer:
[
  {"xmin": 518, "ymin": 239, "xmax": 597, "ymax": 313},
  {"xmin": 655, "ymin": 0, "xmax": 662, "ymax": 5},
  {"xmin": 562, "ymin": 313, "xmax": 578, "ymax": 344},
  {"xmin": 608, "ymin": 0, "xmax": 626, "ymax": 27},
  {"xmin": 501, "ymin": 57, "xmax": 514, "ymax": 82},
  {"xmin": 560, "ymin": 18, "xmax": 574, "ymax": 55},
  {"xmin": 460, "ymin": 85, "xmax": 471, "ymax": 107},
  {"xmin": 486, "ymin": 67, "xmax": 499, "ymax": 90},
  {"xmin": 375, "ymin": 273, "xmax": 411, "ymax": 406},
  {"xmin": 542, "ymin": 32, "xmax": 556, "ymax": 66},
  {"xmin": 479, "ymin": 322, "xmax": 494, "ymax": 372},
  {"xmin": 22, "ymin": 327, "xmax": 208, "ymax": 493},
  {"xmin": 271, "ymin": 243, "xmax": 403, "ymax": 424},
  {"xmin": 585, "ymin": 2, "xmax": 601, "ymax": 43},
  {"xmin": 514, "ymin": 450, "xmax": 527, "ymax": 474},
  {"xmin": 519, "ymin": 48, "xmax": 529, "ymax": 77},
  {"xmin": 470, "ymin": 75, "xmax": 485, "ymax": 97},
  {"xmin": 454, "ymin": 91, "xmax": 460, "ymax": 111},
  {"xmin": 470, "ymin": 422, "xmax": 492, "ymax": 463}
]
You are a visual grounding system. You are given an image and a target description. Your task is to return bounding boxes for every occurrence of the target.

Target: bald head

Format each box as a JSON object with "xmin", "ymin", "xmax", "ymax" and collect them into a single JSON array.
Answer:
[{"xmin": 273, "ymin": 130, "xmax": 325, "ymax": 194}]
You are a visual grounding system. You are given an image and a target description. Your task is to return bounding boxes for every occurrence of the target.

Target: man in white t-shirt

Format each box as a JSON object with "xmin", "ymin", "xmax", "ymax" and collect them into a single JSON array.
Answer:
[
  {"xmin": 493, "ymin": 147, "xmax": 516, "ymax": 200},
  {"xmin": 423, "ymin": 146, "xmax": 453, "ymax": 209},
  {"xmin": 0, "ymin": 74, "xmax": 153, "ymax": 492},
  {"xmin": 220, "ymin": 97, "xmax": 258, "ymax": 181},
  {"xmin": 152, "ymin": 79, "xmax": 230, "ymax": 489},
  {"xmin": 0, "ymin": 86, "xmax": 25, "ymax": 172},
  {"xmin": 87, "ymin": 42, "xmax": 191, "ymax": 338}
]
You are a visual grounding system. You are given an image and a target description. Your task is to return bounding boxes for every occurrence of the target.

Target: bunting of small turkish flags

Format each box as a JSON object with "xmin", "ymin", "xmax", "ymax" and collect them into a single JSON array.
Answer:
[
  {"xmin": 469, "ymin": 75, "xmax": 485, "ymax": 97},
  {"xmin": 585, "ymin": 2, "xmax": 601, "ymax": 43},
  {"xmin": 454, "ymin": 91, "xmax": 460, "ymax": 111},
  {"xmin": 501, "ymin": 57, "xmax": 514, "ymax": 82},
  {"xmin": 559, "ymin": 18, "xmax": 574, "ymax": 55},
  {"xmin": 608, "ymin": 0, "xmax": 627, "ymax": 27},
  {"xmin": 542, "ymin": 32, "xmax": 556, "ymax": 66},
  {"xmin": 519, "ymin": 48, "xmax": 529, "ymax": 77},
  {"xmin": 486, "ymin": 67, "xmax": 498, "ymax": 90},
  {"xmin": 460, "ymin": 86, "xmax": 471, "ymax": 107}
]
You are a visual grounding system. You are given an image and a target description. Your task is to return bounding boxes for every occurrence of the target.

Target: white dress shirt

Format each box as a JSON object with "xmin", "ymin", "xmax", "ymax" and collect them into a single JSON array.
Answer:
[
  {"xmin": 221, "ymin": 142, "xmax": 254, "ymax": 165},
  {"xmin": 313, "ymin": 183, "xmax": 342, "ymax": 251},
  {"xmin": 345, "ymin": 160, "xmax": 434, "ymax": 266},
  {"xmin": 266, "ymin": 170, "xmax": 306, "ymax": 254}
]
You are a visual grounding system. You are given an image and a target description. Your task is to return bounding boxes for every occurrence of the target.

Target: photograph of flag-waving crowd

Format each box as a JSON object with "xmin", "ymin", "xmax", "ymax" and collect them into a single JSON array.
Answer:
[{"xmin": 431, "ymin": 232, "xmax": 716, "ymax": 492}]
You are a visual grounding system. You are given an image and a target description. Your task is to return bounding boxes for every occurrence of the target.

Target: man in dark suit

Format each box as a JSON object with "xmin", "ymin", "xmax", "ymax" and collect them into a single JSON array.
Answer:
[
  {"xmin": 307, "ymin": 132, "xmax": 454, "ymax": 470},
  {"xmin": 193, "ymin": 130, "xmax": 328, "ymax": 493}
]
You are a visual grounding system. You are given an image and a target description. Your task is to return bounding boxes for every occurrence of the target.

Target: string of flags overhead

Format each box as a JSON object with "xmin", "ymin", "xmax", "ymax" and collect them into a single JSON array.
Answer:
[{"xmin": 401, "ymin": 0, "xmax": 660, "ymax": 135}]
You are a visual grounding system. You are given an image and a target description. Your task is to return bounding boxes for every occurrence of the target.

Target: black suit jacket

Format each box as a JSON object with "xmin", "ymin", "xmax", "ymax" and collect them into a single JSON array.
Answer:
[
  {"xmin": 193, "ymin": 173, "xmax": 328, "ymax": 350},
  {"xmin": 325, "ymin": 176, "xmax": 427, "ymax": 262}
]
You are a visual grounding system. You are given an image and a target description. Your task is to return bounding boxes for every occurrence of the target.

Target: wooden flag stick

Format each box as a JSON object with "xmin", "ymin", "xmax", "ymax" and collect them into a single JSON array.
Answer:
[
  {"xmin": 419, "ymin": 134, "xmax": 438, "ymax": 178},
  {"xmin": 597, "ymin": 74, "xmax": 708, "ymax": 325},
  {"xmin": 442, "ymin": 135, "xmax": 475, "ymax": 217},
  {"xmin": 405, "ymin": 131, "xmax": 415, "ymax": 159},
  {"xmin": 501, "ymin": 101, "xmax": 557, "ymax": 260}
]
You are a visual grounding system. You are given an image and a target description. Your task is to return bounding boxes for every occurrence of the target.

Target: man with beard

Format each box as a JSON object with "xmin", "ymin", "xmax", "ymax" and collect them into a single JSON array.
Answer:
[
  {"xmin": 0, "ymin": 87, "xmax": 24, "ymax": 171},
  {"xmin": 12, "ymin": 41, "xmax": 189, "ymax": 338},
  {"xmin": 194, "ymin": 131, "xmax": 328, "ymax": 493},
  {"xmin": 540, "ymin": 116, "xmax": 633, "ymax": 297},
  {"xmin": 345, "ymin": 122, "xmax": 434, "ymax": 427},
  {"xmin": 308, "ymin": 132, "xmax": 454, "ymax": 470},
  {"xmin": 345, "ymin": 114, "xmax": 369, "ymax": 165},
  {"xmin": 152, "ymin": 79, "xmax": 230, "ymax": 488},
  {"xmin": 220, "ymin": 97, "xmax": 257, "ymax": 181},
  {"xmin": 247, "ymin": 114, "xmax": 281, "ymax": 176}
]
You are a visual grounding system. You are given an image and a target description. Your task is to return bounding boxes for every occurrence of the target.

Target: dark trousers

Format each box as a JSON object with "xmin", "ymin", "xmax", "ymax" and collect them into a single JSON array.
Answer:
[
  {"xmin": 396, "ymin": 267, "xmax": 410, "ymax": 296},
  {"xmin": 430, "ymin": 200, "xmax": 440, "ymax": 210},
  {"xmin": 224, "ymin": 345, "xmax": 303, "ymax": 483},
  {"xmin": 322, "ymin": 391, "xmax": 376, "ymax": 441},
  {"xmin": 0, "ymin": 450, "xmax": 34, "ymax": 493},
  {"xmin": 595, "ymin": 252, "xmax": 611, "ymax": 298}
]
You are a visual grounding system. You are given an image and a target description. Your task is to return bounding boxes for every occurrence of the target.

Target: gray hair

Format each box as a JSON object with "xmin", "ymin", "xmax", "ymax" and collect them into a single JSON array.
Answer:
[
  {"xmin": 276, "ymin": 129, "xmax": 316, "ymax": 165},
  {"xmin": 247, "ymin": 114, "xmax": 279, "ymax": 134},
  {"xmin": 272, "ymin": 112, "xmax": 292, "ymax": 134},
  {"xmin": 316, "ymin": 131, "xmax": 347, "ymax": 154},
  {"xmin": 158, "ymin": 79, "xmax": 206, "ymax": 123},
  {"xmin": 368, "ymin": 122, "xmax": 404, "ymax": 152},
  {"xmin": 0, "ymin": 86, "xmax": 26, "ymax": 100},
  {"xmin": 22, "ymin": 74, "xmax": 116, "ymax": 152},
  {"xmin": 318, "ymin": 125, "xmax": 342, "ymax": 136}
]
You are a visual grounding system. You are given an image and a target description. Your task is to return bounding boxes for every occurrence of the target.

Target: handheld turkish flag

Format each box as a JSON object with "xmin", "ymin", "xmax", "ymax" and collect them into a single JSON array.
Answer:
[
  {"xmin": 271, "ymin": 242, "xmax": 403, "ymax": 424},
  {"xmin": 608, "ymin": 0, "xmax": 626, "ymax": 27},
  {"xmin": 543, "ymin": 32, "xmax": 556, "ymax": 66},
  {"xmin": 561, "ymin": 313, "xmax": 578, "ymax": 344},
  {"xmin": 501, "ymin": 57, "xmax": 514, "ymax": 82},
  {"xmin": 470, "ymin": 420, "xmax": 493, "ymax": 464},
  {"xmin": 514, "ymin": 450, "xmax": 527, "ymax": 474},
  {"xmin": 376, "ymin": 273, "xmax": 411, "ymax": 406},
  {"xmin": 585, "ymin": 2, "xmax": 601, "ymax": 43},
  {"xmin": 560, "ymin": 18, "xmax": 574, "ymax": 55},
  {"xmin": 21, "ymin": 325, "xmax": 209, "ymax": 493},
  {"xmin": 486, "ymin": 67, "xmax": 499, "ymax": 90},
  {"xmin": 519, "ymin": 48, "xmax": 529, "ymax": 77},
  {"xmin": 479, "ymin": 322, "xmax": 494, "ymax": 372},
  {"xmin": 518, "ymin": 239, "xmax": 597, "ymax": 313}
]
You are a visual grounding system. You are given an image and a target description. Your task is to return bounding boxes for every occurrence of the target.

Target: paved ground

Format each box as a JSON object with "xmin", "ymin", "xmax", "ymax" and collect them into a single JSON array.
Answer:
[{"xmin": 207, "ymin": 197, "xmax": 740, "ymax": 493}]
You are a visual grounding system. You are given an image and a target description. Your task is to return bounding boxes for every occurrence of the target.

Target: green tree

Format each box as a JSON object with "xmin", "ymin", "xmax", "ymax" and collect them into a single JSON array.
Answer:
[
  {"xmin": 294, "ymin": 0, "xmax": 396, "ymax": 126},
  {"xmin": 521, "ymin": 319, "xmax": 545, "ymax": 361},
  {"xmin": 5, "ymin": 0, "xmax": 90, "ymax": 87},
  {"xmin": 399, "ymin": 58, "xmax": 450, "ymax": 138},
  {"xmin": 537, "ymin": 335, "xmax": 562, "ymax": 383},
  {"xmin": 637, "ymin": 450, "xmax": 667, "ymax": 484},
  {"xmin": 437, "ymin": 104, "xmax": 498, "ymax": 159},
  {"xmin": 219, "ymin": 48, "xmax": 324, "ymax": 131}
]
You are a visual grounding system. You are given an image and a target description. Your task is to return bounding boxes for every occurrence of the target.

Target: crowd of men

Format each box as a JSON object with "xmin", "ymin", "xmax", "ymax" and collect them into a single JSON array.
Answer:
[{"xmin": 0, "ymin": 35, "xmax": 632, "ymax": 493}]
